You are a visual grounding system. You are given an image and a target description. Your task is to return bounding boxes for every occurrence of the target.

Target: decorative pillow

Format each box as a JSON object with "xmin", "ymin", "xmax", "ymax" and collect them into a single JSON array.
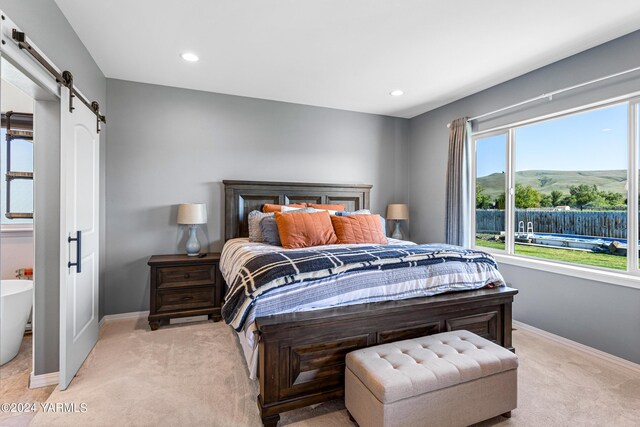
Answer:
[
  {"xmin": 260, "ymin": 217, "xmax": 281, "ymax": 246},
  {"xmin": 282, "ymin": 205, "xmax": 345, "ymax": 216},
  {"xmin": 260, "ymin": 208, "xmax": 317, "ymax": 246},
  {"xmin": 281, "ymin": 205, "xmax": 318, "ymax": 213},
  {"xmin": 248, "ymin": 210, "xmax": 274, "ymax": 242},
  {"xmin": 335, "ymin": 210, "xmax": 385, "ymax": 235},
  {"xmin": 334, "ymin": 209, "xmax": 371, "ymax": 216},
  {"xmin": 330, "ymin": 214, "xmax": 388, "ymax": 245},
  {"xmin": 262, "ymin": 203, "xmax": 306, "ymax": 213},
  {"xmin": 308, "ymin": 203, "xmax": 345, "ymax": 211},
  {"xmin": 275, "ymin": 211, "xmax": 338, "ymax": 249}
]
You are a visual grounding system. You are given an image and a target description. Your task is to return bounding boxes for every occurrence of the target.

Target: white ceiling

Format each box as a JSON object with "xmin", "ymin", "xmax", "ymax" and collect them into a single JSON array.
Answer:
[{"xmin": 55, "ymin": 1, "xmax": 640, "ymax": 118}]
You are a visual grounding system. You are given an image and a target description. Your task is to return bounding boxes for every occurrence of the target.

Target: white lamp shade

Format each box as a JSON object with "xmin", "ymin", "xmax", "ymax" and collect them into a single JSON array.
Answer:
[
  {"xmin": 177, "ymin": 203, "xmax": 207, "ymax": 225},
  {"xmin": 386, "ymin": 204, "xmax": 409, "ymax": 221}
]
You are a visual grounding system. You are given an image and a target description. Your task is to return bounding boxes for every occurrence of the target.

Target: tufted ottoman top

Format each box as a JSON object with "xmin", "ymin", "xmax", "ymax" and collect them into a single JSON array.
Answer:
[{"xmin": 346, "ymin": 330, "xmax": 518, "ymax": 404}]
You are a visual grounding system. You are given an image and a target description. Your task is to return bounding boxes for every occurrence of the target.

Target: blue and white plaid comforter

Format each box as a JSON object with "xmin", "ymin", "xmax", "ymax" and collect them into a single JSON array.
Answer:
[{"xmin": 221, "ymin": 238, "xmax": 505, "ymax": 332}]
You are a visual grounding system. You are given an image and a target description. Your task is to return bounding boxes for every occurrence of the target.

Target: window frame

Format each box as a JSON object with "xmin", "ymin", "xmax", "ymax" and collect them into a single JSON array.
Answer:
[
  {"xmin": 470, "ymin": 129, "xmax": 509, "ymax": 252},
  {"xmin": 471, "ymin": 93, "xmax": 640, "ymax": 290},
  {"xmin": 1, "ymin": 119, "xmax": 34, "ymax": 230}
]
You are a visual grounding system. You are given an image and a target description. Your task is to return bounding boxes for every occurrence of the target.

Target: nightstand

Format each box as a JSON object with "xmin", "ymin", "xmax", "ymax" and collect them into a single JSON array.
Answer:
[{"xmin": 147, "ymin": 253, "xmax": 224, "ymax": 330}]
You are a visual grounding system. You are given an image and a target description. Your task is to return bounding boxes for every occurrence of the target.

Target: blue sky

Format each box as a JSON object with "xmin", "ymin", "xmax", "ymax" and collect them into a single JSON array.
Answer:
[{"xmin": 476, "ymin": 103, "xmax": 628, "ymax": 177}]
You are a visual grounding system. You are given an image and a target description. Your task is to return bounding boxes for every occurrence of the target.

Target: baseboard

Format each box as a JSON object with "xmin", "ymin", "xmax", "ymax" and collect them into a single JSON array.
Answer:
[
  {"xmin": 99, "ymin": 311, "xmax": 149, "ymax": 328},
  {"xmin": 29, "ymin": 371, "xmax": 58, "ymax": 389},
  {"xmin": 513, "ymin": 320, "xmax": 640, "ymax": 374}
]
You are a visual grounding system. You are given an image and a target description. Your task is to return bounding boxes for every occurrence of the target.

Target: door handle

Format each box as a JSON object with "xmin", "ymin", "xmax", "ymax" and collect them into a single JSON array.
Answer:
[{"xmin": 68, "ymin": 231, "xmax": 82, "ymax": 273}]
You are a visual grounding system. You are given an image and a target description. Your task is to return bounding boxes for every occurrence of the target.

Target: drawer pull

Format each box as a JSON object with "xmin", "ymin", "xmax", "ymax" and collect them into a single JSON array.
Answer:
[
  {"xmin": 184, "ymin": 273, "xmax": 191, "ymax": 279},
  {"xmin": 181, "ymin": 296, "xmax": 194, "ymax": 301}
]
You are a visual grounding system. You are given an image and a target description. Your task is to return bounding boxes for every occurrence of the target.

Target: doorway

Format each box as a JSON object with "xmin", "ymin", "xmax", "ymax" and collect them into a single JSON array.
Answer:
[
  {"xmin": 0, "ymin": 11, "xmax": 103, "ymax": 398},
  {"xmin": 0, "ymin": 74, "xmax": 35, "ymax": 365},
  {"xmin": 0, "ymin": 60, "xmax": 58, "ymax": 424}
]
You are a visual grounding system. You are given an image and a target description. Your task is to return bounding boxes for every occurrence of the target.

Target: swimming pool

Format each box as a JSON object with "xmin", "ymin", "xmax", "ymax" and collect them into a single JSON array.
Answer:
[{"xmin": 517, "ymin": 232, "xmax": 628, "ymax": 251}]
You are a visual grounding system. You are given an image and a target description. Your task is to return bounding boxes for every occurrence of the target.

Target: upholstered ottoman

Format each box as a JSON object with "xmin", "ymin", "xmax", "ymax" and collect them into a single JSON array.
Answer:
[{"xmin": 345, "ymin": 330, "xmax": 518, "ymax": 427}]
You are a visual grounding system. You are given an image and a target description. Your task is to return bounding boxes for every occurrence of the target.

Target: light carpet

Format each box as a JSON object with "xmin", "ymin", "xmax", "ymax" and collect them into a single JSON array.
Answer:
[
  {"xmin": 25, "ymin": 317, "xmax": 640, "ymax": 427},
  {"xmin": 0, "ymin": 335, "xmax": 55, "ymax": 427}
]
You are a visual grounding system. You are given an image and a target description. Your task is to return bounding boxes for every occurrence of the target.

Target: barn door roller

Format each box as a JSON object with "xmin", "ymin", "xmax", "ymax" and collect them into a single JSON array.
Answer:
[{"xmin": 10, "ymin": 28, "xmax": 106, "ymax": 132}]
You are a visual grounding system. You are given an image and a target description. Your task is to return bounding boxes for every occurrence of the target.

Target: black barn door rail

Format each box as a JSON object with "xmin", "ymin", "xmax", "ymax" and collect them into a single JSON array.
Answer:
[{"xmin": 10, "ymin": 28, "xmax": 106, "ymax": 132}]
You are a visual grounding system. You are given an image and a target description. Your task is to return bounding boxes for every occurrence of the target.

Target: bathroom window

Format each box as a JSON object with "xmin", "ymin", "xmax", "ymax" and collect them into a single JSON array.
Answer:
[{"xmin": 1, "ymin": 125, "xmax": 34, "ymax": 226}]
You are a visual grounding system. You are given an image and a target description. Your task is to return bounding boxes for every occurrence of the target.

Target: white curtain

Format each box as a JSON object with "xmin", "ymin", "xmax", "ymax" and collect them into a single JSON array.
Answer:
[{"xmin": 445, "ymin": 118, "xmax": 472, "ymax": 247}]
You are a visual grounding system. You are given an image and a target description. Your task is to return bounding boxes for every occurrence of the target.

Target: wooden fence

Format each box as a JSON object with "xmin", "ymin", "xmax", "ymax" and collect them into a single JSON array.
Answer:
[{"xmin": 476, "ymin": 210, "xmax": 627, "ymax": 238}]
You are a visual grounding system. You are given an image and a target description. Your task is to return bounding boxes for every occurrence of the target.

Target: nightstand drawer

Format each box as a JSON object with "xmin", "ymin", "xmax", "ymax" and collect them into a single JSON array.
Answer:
[
  {"xmin": 157, "ymin": 265, "xmax": 215, "ymax": 289},
  {"xmin": 156, "ymin": 287, "xmax": 215, "ymax": 312},
  {"xmin": 148, "ymin": 253, "xmax": 224, "ymax": 330}
]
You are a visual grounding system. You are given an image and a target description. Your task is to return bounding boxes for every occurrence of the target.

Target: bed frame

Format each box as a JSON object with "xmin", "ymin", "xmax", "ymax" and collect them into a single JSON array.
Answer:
[{"xmin": 223, "ymin": 180, "xmax": 518, "ymax": 427}]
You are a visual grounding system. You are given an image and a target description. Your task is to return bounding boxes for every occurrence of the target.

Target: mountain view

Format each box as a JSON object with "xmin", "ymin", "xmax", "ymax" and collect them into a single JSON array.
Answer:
[{"xmin": 477, "ymin": 169, "xmax": 627, "ymax": 198}]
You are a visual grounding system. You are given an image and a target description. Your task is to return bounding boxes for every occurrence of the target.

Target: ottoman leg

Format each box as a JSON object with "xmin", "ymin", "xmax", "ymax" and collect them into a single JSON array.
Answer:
[{"xmin": 502, "ymin": 411, "xmax": 512, "ymax": 419}]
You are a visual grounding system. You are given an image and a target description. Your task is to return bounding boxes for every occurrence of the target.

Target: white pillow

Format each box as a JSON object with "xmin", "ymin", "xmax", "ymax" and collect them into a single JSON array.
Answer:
[
  {"xmin": 281, "ymin": 205, "xmax": 337, "ymax": 215},
  {"xmin": 280, "ymin": 205, "xmax": 309, "ymax": 212}
]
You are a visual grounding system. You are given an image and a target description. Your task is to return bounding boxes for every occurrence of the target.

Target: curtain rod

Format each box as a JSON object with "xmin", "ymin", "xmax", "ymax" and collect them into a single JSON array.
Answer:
[{"xmin": 446, "ymin": 64, "xmax": 640, "ymax": 128}]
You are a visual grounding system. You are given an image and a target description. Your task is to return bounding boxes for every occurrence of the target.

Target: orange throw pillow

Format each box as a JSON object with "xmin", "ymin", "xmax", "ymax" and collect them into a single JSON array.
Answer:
[
  {"xmin": 330, "ymin": 214, "xmax": 388, "ymax": 245},
  {"xmin": 275, "ymin": 211, "xmax": 338, "ymax": 249},
  {"xmin": 308, "ymin": 203, "xmax": 345, "ymax": 211},
  {"xmin": 262, "ymin": 203, "xmax": 307, "ymax": 213}
]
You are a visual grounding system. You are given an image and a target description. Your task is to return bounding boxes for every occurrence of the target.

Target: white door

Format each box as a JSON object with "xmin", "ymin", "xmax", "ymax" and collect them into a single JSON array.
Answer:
[{"xmin": 59, "ymin": 86, "xmax": 100, "ymax": 390}]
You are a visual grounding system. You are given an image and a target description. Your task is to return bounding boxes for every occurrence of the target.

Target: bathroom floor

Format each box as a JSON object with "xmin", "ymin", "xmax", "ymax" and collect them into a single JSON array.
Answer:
[{"xmin": 0, "ymin": 334, "xmax": 56, "ymax": 426}]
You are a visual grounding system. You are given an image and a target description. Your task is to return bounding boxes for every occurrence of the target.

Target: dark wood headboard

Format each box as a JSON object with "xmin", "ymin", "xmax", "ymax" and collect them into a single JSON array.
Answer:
[{"xmin": 223, "ymin": 180, "xmax": 372, "ymax": 240}]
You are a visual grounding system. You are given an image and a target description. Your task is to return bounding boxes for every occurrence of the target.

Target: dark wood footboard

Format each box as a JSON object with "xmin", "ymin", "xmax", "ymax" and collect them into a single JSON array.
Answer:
[{"xmin": 254, "ymin": 286, "xmax": 518, "ymax": 426}]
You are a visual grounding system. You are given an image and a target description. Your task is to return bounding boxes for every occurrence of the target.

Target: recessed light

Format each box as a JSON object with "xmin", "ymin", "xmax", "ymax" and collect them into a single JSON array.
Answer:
[
  {"xmin": 390, "ymin": 90, "xmax": 404, "ymax": 97},
  {"xmin": 180, "ymin": 52, "xmax": 199, "ymax": 62}
]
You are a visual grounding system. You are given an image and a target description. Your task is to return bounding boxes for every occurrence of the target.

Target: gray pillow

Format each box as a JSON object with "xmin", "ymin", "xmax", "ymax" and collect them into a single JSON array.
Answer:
[
  {"xmin": 248, "ymin": 210, "xmax": 274, "ymax": 242},
  {"xmin": 260, "ymin": 217, "xmax": 281, "ymax": 246},
  {"xmin": 260, "ymin": 207, "xmax": 318, "ymax": 246}
]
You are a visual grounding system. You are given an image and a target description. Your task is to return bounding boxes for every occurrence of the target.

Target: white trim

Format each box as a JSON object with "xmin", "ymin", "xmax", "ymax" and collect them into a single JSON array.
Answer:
[
  {"xmin": 0, "ymin": 227, "xmax": 33, "ymax": 237},
  {"xmin": 627, "ymin": 100, "xmax": 639, "ymax": 273},
  {"xmin": 493, "ymin": 252, "xmax": 640, "ymax": 290},
  {"xmin": 29, "ymin": 371, "xmax": 58, "ymax": 389},
  {"xmin": 513, "ymin": 320, "xmax": 640, "ymax": 374},
  {"xmin": 506, "ymin": 128, "xmax": 515, "ymax": 254},
  {"xmin": 99, "ymin": 311, "xmax": 149, "ymax": 328}
]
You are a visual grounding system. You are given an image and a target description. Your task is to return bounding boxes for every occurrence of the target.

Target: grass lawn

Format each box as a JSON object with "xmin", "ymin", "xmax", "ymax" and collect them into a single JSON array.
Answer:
[{"xmin": 475, "ymin": 239, "xmax": 626, "ymax": 270}]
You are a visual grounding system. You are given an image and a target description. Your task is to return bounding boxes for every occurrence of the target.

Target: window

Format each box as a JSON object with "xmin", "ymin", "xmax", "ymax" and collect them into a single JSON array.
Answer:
[
  {"xmin": 1, "ymin": 127, "xmax": 34, "ymax": 226},
  {"xmin": 473, "ymin": 98, "xmax": 640, "ymax": 276},
  {"xmin": 475, "ymin": 133, "xmax": 507, "ymax": 251}
]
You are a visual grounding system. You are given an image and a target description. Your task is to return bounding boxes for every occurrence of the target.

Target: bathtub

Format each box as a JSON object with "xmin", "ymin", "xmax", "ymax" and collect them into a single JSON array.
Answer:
[{"xmin": 1, "ymin": 280, "xmax": 33, "ymax": 365}]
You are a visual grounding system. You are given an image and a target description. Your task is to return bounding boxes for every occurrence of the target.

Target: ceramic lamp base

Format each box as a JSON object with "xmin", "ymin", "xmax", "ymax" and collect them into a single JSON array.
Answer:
[{"xmin": 185, "ymin": 225, "xmax": 201, "ymax": 256}]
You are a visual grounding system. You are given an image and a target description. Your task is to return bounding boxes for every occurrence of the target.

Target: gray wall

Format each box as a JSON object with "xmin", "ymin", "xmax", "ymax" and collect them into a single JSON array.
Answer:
[
  {"xmin": 408, "ymin": 30, "xmax": 640, "ymax": 363},
  {"xmin": 104, "ymin": 79, "xmax": 408, "ymax": 315},
  {"xmin": 0, "ymin": 0, "xmax": 107, "ymax": 374},
  {"xmin": 33, "ymin": 100, "xmax": 59, "ymax": 375}
]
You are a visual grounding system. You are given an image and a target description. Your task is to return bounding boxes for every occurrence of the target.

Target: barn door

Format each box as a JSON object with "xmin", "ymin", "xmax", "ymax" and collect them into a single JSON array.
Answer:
[{"xmin": 59, "ymin": 85, "xmax": 100, "ymax": 390}]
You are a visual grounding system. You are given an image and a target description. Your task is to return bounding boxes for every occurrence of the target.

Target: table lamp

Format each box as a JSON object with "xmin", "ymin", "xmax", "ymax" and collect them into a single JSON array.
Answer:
[
  {"xmin": 386, "ymin": 204, "xmax": 409, "ymax": 240},
  {"xmin": 177, "ymin": 203, "xmax": 207, "ymax": 256}
]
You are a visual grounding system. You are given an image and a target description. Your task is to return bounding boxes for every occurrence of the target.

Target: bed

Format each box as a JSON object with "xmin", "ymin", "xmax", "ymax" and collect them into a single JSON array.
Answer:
[{"xmin": 222, "ymin": 180, "xmax": 518, "ymax": 427}]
